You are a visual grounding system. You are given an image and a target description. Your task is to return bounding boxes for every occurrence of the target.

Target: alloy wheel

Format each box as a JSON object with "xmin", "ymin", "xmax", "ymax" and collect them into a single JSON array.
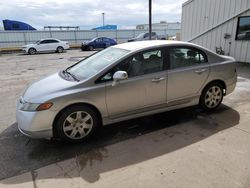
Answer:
[
  {"xmin": 204, "ymin": 86, "xmax": 222, "ymax": 108},
  {"xmin": 57, "ymin": 47, "xmax": 63, "ymax": 53},
  {"xmin": 29, "ymin": 48, "xmax": 36, "ymax": 55}
]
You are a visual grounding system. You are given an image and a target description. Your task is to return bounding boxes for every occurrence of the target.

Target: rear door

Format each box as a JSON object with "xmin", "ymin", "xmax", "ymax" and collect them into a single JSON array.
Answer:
[
  {"xmin": 167, "ymin": 46, "xmax": 210, "ymax": 102},
  {"xmin": 103, "ymin": 38, "xmax": 111, "ymax": 47},
  {"xmin": 48, "ymin": 39, "xmax": 60, "ymax": 51}
]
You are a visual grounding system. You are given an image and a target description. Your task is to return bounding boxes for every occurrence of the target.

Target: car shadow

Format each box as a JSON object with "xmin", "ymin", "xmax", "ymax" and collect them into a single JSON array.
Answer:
[
  {"xmin": 18, "ymin": 51, "xmax": 68, "ymax": 56},
  {"xmin": 0, "ymin": 104, "xmax": 240, "ymax": 183}
]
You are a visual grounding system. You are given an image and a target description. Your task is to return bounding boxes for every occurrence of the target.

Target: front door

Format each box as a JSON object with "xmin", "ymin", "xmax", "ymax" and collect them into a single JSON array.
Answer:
[
  {"xmin": 104, "ymin": 48, "xmax": 167, "ymax": 117},
  {"xmin": 167, "ymin": 46, "xmax": 210, "ymax": 102},
  {"xmin": 37, "ymin": 40, "xmax": 50, "ymax": 51},
  {"xmin": 95, "ymin": 38, "xmax": 103, "ymax": 48}
]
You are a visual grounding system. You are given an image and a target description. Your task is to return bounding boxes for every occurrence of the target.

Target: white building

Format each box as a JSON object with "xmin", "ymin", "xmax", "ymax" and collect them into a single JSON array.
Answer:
[
  {"xmin": 136, "ymin": 21, "xmax": 181, "ymax": 30},
  {"xmin": 181, "ymin": 0, "xmax": 250, "ymax": 63}
]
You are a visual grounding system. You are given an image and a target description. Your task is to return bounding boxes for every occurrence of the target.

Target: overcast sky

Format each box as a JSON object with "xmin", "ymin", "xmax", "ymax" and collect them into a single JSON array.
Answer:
[{"xmin": 0, "ymin": 0, "xmax": 186, "ymax": 29}]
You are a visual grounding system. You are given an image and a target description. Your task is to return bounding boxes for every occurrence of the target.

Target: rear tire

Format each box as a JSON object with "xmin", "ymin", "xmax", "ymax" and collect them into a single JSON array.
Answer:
[
  {"xmin": 55, "ymin": 105, "xmax": 100, "ymax": 143},
  {"xmin": 199, "ymin": 82, "xmax": 224, "ymax": 111},
  {"xmin": 28, "ymin": 48, "xmax": 36, "ymax": 55},
  {"xmin": 57, "ymin": 46, "xmax": 64, "ymax": 53},
  {"xmin": 104, "ymin": 44, "xmax": 110, "ymax": 48}
]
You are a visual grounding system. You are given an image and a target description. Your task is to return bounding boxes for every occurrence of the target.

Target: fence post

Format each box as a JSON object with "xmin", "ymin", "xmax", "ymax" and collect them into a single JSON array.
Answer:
[
  {"xmin": 74, "ymin": 30, "xmax": 77, "ymax": 45},
  {"xmin": 115, "ymin": 30, "xmax": 118, "ymax": 42},
  {"xmin": 23, "ymin": 31, "xmax": 27, "ymax": 45}
]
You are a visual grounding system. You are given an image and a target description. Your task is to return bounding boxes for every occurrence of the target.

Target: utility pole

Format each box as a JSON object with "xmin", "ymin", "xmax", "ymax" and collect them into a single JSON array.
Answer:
[
  {"xmin": 149, "ymin": 0, "xmax": 152, "ymax": 40},
  {"xmin": 102, "ymin": 12, "xmax": 105, "ymax": 26}
]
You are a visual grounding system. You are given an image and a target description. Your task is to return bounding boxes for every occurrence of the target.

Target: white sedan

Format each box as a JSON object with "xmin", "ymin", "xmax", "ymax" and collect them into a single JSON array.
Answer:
[{"xmin": 22, "ymin": 38, "xmax": 70, "ymax": 55}]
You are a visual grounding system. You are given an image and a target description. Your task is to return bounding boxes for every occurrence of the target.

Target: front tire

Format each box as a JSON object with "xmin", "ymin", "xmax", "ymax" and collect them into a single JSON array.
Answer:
[
  {"xmin": 88, "ymin": 46, "xmax": 94, "ymax": 51},
  {"xmin": 200, "ymin": 83, "xmax": 224, "ymax": 111},
  {"xmin": 57, "ymin": 46, "xmax": 64, "ymax": 53},
  {"xmin": 28, "ymin": 48, "xmax": 36, "ymax": 55},
  {"xmin": 55, "ymin": 105, "xmax": 100, "ymax": 143}
]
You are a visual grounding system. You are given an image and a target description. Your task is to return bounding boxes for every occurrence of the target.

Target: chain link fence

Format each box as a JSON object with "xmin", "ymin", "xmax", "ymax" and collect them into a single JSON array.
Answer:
[{"xmin": 0, "ymin": 29, "xmax": 179, "ymax": 48}]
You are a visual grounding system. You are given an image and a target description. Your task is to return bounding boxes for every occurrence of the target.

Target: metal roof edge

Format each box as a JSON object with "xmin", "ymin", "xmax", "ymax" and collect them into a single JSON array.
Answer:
[{"xmin": 182, "ymin": 0, "xmax": 194, "ymax": 7}]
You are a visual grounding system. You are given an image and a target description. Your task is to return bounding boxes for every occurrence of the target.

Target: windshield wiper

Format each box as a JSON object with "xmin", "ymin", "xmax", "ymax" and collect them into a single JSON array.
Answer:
[{"xmin": 63, "ymin": 69, "xmax": 80, "ymax": 82}]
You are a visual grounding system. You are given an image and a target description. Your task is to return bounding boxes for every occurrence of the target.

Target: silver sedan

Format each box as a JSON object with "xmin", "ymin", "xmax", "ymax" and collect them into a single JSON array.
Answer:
[{"xmin": 16, "ymin": 41, "xmax": 237, "ymax": 142}]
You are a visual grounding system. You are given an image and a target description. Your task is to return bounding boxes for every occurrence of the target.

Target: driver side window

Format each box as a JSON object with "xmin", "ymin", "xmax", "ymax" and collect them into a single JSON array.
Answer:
[
  {"xmin": 95, "ymin": 38, "xmax": 102, "ymax": 43},
  {"xmin": 40, "ymin": 40, "xmax": 49, "ymax": 44},
  {"xmin": 99, "ymin": 49, "xmax": 164, "ymax": 82}
]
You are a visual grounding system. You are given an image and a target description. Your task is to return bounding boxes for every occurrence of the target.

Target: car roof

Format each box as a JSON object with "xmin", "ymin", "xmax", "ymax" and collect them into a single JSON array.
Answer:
[
  {"xmin": 114, "ymin": 40, "xmax": 195, "ymax": 51},
  {"xmin": 40, "ymin": 38, "xmax": 60, "ymax": 41}
]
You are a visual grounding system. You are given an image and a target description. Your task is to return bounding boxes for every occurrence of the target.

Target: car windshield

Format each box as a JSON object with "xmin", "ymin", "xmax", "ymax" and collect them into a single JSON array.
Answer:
[
  {"xmin": 35, "ymin": 40, "xmax": 40, "ymax": 44},
  {"xmin": 67, "ymin": 47, "xmax": 130, "ymax": 80},
  {"xmin": 136, "ymin": 33, "xmax": 145, "ymax": 38},
  {"xmin": 90, "ymin": 37, "xmax": 98, "ymax": 42}
]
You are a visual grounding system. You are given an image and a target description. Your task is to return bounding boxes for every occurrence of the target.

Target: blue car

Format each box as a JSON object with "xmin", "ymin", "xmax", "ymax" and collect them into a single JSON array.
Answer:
[{"xmin": 81, "ymin": 37, "xmax": 117, "ymax": 51}]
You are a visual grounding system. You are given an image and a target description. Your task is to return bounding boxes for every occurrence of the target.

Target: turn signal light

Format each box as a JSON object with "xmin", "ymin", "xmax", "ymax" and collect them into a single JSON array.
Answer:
[{"xmin": 36, "ymin": 102, "xmax": 53, "ymax": 111}]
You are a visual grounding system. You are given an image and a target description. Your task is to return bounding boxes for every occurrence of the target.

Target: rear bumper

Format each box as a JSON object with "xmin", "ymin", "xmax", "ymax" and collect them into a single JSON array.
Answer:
[
  {"xmin": 226, "ymin": 82, "xmax": 237, "ymax": 95},
  {"xmin": 64, "ymin": 45, "xmax": 70, "ymax": 50}
]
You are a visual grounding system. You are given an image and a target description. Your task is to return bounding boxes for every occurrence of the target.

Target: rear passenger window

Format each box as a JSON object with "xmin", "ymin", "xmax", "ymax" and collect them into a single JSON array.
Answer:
[
  {"xmin": 103, "ymin": 38, "xmax": 109, "ymax": 42},
  {"xmin": 169, "ymin": 47, "xmax": 207, "ymax": 69},
  {"xmin": 49, "ymin": 40, "xmax": 59, "ymax": 43}
]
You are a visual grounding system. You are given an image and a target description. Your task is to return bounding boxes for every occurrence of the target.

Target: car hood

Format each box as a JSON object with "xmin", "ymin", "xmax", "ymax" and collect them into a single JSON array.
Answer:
[
  {"xmin": 128, "ymin": 38, "xmax": 136, "ymax": 42},
  {"xmin": 82, "ymin": 41, "xmax": 91, "ymax": 45},
  {"xmin": 23, "ymin": 44, "xmax": 36, "ymax": 48},
  {"xmin": 23, "ymin": 72, "xmax": 79, "ymax": 103}
]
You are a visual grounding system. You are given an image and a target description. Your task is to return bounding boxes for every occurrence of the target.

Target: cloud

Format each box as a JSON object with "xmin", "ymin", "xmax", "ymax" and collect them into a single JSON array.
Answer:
[{"xmin": 0, "ymin": 0, "xmax": 186, "ymax": 29}]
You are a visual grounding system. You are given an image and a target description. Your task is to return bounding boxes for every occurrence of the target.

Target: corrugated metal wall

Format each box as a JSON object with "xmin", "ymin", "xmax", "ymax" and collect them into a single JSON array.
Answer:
[
  {"xmin": 0, "ymin": 29, "xmax": 179, "ymax": 48},
  {"xmin": 181, "ymin": 0, "xmax": 250, "ymax": 62}
]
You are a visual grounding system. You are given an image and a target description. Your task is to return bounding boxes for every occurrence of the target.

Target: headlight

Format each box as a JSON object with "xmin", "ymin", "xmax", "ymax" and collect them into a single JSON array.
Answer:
[{"xmin": 20, "ymin": 102, "xmax": 53, "ymax": 111}]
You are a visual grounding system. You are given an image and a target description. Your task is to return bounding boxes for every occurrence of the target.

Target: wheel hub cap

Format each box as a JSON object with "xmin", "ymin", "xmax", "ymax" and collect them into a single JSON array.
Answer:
[
  {"xmin": 204, "ymin": 86, "xmax": 222, "ymax": 108},
  {"xmin": 63, "ymin": 111, "xmax": 93, "ymax": 140}
]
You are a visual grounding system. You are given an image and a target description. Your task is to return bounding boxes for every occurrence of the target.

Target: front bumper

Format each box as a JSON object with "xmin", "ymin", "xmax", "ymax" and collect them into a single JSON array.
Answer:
[
  {"xmin": 16, "ymin": 107, "xmax": 56, "ymax": 139},
  {"xmin": 18, "ymin": 127, "xmax": 52, "ymax": 139},
  {"xmin": 22, "ymin": 48, "xmax": 28, "ymax": 53},
  {"xmin": 81, "ymin": 44, "xmax": 89, "ymax": 51}
]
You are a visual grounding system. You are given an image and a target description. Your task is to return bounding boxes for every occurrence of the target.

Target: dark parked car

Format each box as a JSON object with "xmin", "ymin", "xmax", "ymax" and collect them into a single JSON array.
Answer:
[
  {"xmin": 128, "ymin": 32, "xmax": 167, "ymax": 42},
  {"xmin": 81, "ymin": 37, "xmax": 117, "ymax": 51}
]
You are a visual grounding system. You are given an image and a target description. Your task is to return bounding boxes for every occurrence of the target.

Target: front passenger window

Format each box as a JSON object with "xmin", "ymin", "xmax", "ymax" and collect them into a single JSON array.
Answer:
[
  {"xmin": 40, "ymin": 40, "xmax": 48, "ymax": 44},
  {"xmin": 114, "ymin": 49, "xmax": 163, "ymax": 77},
  {"xmin": 98, "ymin": 49, "xmax": 164, "ymax": 83}
]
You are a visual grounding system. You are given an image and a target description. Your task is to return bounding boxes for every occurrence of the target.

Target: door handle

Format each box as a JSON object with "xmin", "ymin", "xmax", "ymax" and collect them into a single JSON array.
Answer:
[
  {"xmin": 195, "ymin": 68, "xmax": 207, "ymax": 74},
  {"xmin": 152, "ymin": 77, "xmax": 166, "ymax": 82}
]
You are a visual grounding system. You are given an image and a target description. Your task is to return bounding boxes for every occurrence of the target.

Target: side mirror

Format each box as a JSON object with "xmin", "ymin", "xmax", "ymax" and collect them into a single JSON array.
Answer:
[{"xmin": 112, "ymin": 71, "xmax": 128, "ymax": 86}]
